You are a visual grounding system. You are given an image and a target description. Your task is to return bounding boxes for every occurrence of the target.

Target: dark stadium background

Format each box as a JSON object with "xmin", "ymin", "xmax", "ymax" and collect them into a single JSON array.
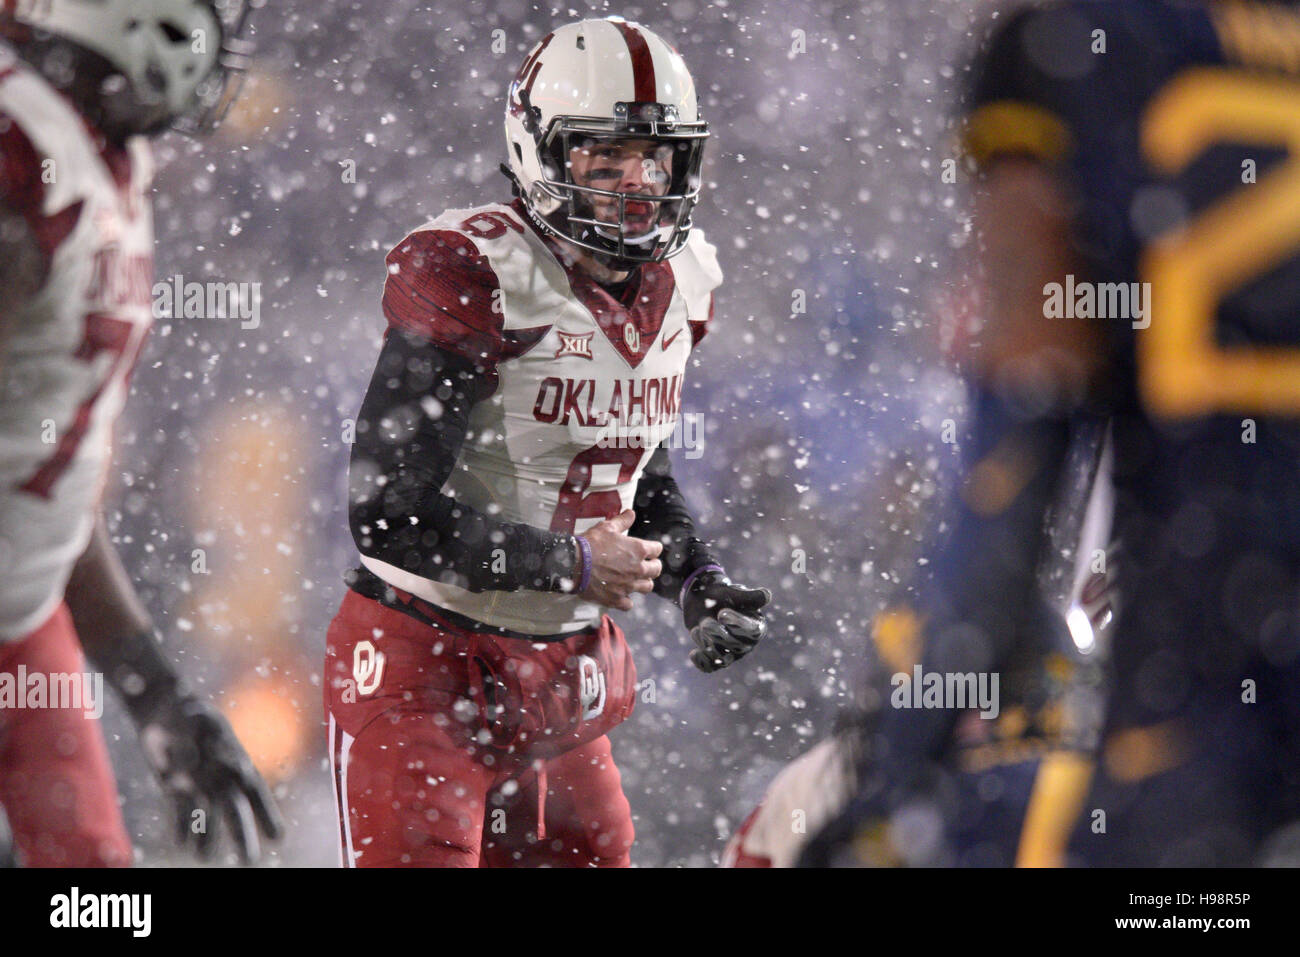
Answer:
[{"xmin": 103, "ymin": 0, "xmax": 990, "ymax": 866}]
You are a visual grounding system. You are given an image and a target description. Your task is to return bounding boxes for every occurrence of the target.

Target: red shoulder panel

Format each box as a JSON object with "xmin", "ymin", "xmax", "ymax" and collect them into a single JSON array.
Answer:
[{"xmin": 381, "ymin": 228, "xmax": 505, "ymax": 365}]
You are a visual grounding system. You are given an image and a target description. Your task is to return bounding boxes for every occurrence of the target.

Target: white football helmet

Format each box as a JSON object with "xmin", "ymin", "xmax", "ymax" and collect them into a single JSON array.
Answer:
[
  {"xmin": 503, "ymin": 16, "xmax": 709, "ymax": 267},
  {"xmin": 5, "ymin": 0, "xmax": 257, "ymax": 135}
]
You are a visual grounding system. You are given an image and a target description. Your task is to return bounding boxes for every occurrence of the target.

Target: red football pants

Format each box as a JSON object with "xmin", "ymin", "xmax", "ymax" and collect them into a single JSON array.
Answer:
[
  {"xmin": 0, "ymin": 602, "xmax": 132, "ymax": 866},
  {"xmin": 324, "ymin": 588, "xmax": 637, "ymax": 867}
]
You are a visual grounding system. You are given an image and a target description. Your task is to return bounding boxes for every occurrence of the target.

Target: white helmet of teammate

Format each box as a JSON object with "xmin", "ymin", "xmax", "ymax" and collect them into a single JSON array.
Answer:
[
  {"xmin": 5, "ymin": 0, "xmax": 258, "ymax": 134},
  {"xmin": 503, "ymin": 16, "xmax": 709, "ymax": 266}
]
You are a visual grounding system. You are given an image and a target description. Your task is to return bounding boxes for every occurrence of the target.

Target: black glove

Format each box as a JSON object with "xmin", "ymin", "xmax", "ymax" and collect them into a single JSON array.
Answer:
[
  {"xmin": 132, "ymin": 691, "xmax": 285, "ymax": 865},
  {"xmin": 103, "ymin": 629, "xmax": 284, "ymax": 865},
  {"xmin": 681, "ymin": 568, "xmax": 771, "ymax": 673}
]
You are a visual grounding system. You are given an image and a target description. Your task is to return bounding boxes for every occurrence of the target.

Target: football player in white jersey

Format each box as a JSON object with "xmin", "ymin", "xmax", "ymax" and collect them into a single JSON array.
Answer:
[
  {"xmin": 0, "ymin": 0, "xmax": 280, "ymax": 866},
  {"xmin": 324, "ymin": 16, "xmax": 771, "ymax": 867}
]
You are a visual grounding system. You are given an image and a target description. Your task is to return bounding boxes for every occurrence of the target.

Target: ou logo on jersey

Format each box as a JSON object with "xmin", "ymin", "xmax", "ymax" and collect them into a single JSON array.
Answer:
[
  {"xmin": 577, "ymin": 655, "xmax": 606, "ymax": 721},
  {"xmin": 353, "ymin": 640, "xmax": 386, "ymax": 696}
]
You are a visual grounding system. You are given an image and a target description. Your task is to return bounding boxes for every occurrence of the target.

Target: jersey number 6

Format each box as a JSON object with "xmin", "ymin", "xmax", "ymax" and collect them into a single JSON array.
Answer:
[{"xmin": 549, "ymin": 443, "xmax": 644, "ymax": 533}]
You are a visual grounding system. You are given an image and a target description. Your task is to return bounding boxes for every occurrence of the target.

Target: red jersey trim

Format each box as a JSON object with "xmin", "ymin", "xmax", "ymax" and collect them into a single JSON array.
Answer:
[{"xmin": 688, "ymin": 292, "xmax": 714, "ymax": 348}]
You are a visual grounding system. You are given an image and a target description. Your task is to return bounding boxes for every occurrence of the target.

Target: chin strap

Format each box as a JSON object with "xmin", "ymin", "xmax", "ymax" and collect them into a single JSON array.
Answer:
[
  {"xmin": 501, "ymin": 166, "xmax": 655, "ymax": 272},
  {"xmin": 592, "ymin": 221, "xmax": 663, "ymax": 248},
  {"xmin": 499, "ymin": 162, "xmax": 523, "ymax": 197}
]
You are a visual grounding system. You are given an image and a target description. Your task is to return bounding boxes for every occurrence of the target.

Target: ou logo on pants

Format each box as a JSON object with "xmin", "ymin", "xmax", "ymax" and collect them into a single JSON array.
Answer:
[
  {"xmin": 577, "ymin": 655, "xmax": 606, "ymax": 721},
  {"xmin": 353, "ymin": 640, "xmax": 386, "ymax": 696}
]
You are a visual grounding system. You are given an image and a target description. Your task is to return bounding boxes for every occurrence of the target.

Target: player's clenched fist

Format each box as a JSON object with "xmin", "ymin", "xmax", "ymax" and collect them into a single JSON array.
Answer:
[
  {"xmin": 682, "ymin": 570, "xmax": 771, "ymax": 673},
  {"xmin": 579, "ymin": 510, "xmax": 663, "ymax": 611}
]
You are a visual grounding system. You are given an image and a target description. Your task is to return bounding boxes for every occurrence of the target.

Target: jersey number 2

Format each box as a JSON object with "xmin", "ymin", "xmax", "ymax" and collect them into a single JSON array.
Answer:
[{"xmin": 1140, "ymin": 69, "xmax": 1300, "ymax": 417}]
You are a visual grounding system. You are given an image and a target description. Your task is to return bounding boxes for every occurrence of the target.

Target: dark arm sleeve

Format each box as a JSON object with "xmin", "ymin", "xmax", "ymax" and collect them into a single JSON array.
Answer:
[
  {"xmin": 628, "ymin": 443, "xmax": 721, "ymax": 602},
  {"xmin": 348, "ymin": 329, "xmax": 578, "ymax": 593}
]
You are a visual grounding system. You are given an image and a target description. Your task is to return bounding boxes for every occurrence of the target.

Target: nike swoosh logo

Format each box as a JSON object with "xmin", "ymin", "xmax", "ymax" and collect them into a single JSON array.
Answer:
[{"xmin": 661, "ymin": 328, "xmax": 683, "ymax": 350}]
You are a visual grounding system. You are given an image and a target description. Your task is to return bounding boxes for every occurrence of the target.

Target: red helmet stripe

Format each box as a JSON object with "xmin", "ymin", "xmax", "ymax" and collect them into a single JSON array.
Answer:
[
  {"xmin": 612, "ymin": 20, "xmax": 657, "ymax": 102},
  {"xmin": 516, "ymin": 32, "xmax": 553, "ymax": 86}
]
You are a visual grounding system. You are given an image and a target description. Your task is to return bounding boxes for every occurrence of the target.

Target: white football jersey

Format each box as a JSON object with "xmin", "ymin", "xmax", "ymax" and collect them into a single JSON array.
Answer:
[
  {"xmin": 362, "ymin": 198, "xmax": 721, "ymax": 635},
  {"xmin": 0, "ymin": 44, "xmax": 154, "ymax": 641},
  {"xmin": 722, "ymin": 732, "xmax": 858, "ymax": 868}
]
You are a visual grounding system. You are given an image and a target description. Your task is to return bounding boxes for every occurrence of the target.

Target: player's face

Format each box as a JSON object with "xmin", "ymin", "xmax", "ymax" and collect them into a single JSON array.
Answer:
[{"xmin": 568, "ymin": 137, "xmax": 674, "ymax": 236}]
